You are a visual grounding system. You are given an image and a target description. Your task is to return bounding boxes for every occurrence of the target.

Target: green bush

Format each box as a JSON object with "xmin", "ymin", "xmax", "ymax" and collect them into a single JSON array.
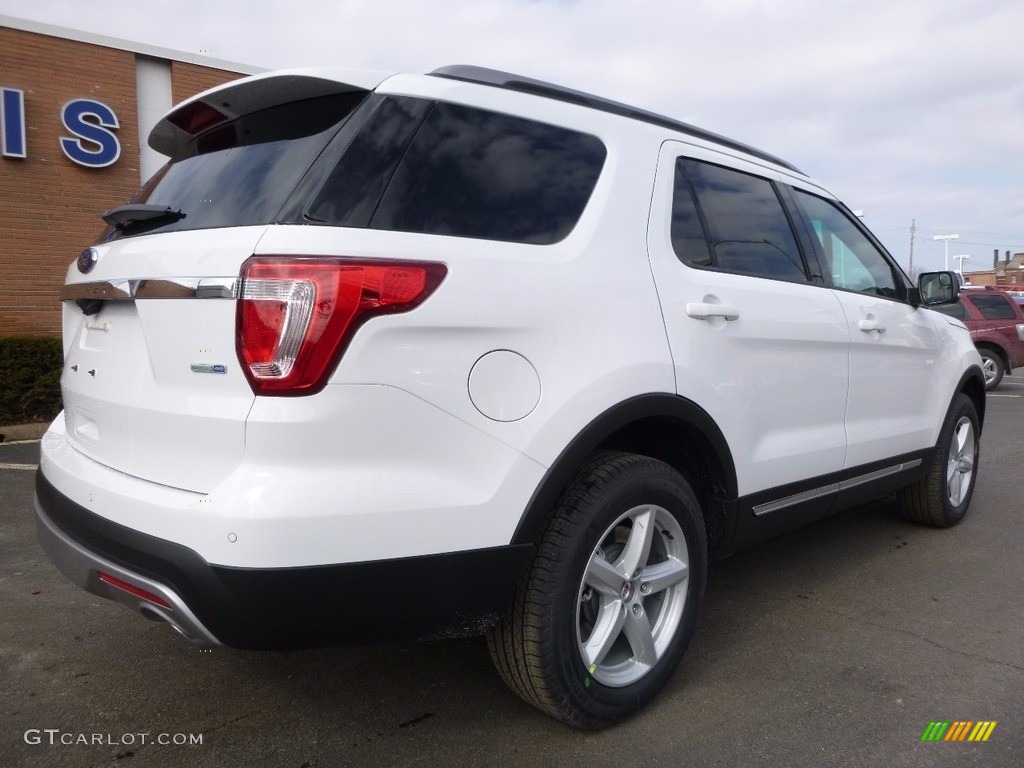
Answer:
[{"xmin": 0, "ymin": 336, "xmax": 64, "ymax": 424}]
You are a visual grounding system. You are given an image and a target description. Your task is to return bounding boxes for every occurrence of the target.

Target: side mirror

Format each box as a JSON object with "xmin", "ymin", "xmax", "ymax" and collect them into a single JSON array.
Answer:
[{"xmin": 916, "ymin": 270, "xmax": 961, "ymax": 307}]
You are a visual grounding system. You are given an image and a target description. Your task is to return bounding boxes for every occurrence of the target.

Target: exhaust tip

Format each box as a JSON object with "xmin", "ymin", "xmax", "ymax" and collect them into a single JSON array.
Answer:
[{"xmin": 138, "ymin": 603, "xmax": 205, "ymax": 644}]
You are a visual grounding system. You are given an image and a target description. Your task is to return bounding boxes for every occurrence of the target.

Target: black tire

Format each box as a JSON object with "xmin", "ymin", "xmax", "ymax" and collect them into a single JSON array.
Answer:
[
  {"xmin": 487, "ymin": 452, "xmax": 707, "ymax": 728},
  {"xmin": 979, "ymin": 348, "xmax": 1004, "ymax": 390},
  {"xmin": 898, "ymin": 393, "xmax": 980, "ymax": 527}
]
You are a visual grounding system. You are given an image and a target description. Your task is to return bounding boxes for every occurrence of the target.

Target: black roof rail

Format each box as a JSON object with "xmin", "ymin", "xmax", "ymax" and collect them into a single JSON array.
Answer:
[{"xmin": 428, "ymin": 65, "xmax": 802, "ymax": 174}]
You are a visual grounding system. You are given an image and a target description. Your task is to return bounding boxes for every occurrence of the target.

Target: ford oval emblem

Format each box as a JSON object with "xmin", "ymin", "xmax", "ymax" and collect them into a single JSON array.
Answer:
[{"xmin": 77, "ymin": 247, "xmax": 99, "ymax": 274}]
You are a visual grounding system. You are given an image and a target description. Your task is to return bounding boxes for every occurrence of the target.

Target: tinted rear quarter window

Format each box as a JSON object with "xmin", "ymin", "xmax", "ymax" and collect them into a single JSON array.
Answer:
[
  {"xmin": 306, "ymin": 97, "xmax": 433, "ymax": 227},
  {"xmin": 367, "ymin": 101, "xmax": 606, "ymax": 244}
]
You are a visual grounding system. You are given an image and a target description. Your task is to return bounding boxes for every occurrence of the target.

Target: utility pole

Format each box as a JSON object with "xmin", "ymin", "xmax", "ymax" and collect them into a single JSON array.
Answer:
[{"xmin": 908, "ymin": 219, "xmax": 916, "ymax": 278}]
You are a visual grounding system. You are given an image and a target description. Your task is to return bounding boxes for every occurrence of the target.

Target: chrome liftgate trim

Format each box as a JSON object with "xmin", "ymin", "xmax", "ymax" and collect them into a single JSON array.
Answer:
[{"xmin": 61, "ymin": 278, "xmax": 238, "ymax": 302}]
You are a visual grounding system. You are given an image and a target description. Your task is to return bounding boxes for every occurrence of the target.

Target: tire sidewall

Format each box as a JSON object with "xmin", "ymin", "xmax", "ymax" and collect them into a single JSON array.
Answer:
[
  {"xmin": 536, "ymin": 460, "xmax": 707, "ymax": 727},
  {"xmin": 935, "ymin": 395, "xmax": 980, "ymax": 523},
  {"xmin": 979, "ymin": 349, "xmax": 1003, "ymax": 390}
]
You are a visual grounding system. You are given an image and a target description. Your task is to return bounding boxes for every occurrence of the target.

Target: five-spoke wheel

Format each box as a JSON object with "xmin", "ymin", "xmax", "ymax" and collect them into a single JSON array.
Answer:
[
  {"xmin": 945, "ymin": 415, "xmax": 975, "ymax": 507},
  {"xmin": 488, "ymin": 452, "xmax": 707, "ymax": 728},
  {"xmin": 576, "ymin": 504, "xmax": 689, "ymax": 687},
  {"xmin": 900, "ymin": 393, "xmax": 980, "ymax": 527}
]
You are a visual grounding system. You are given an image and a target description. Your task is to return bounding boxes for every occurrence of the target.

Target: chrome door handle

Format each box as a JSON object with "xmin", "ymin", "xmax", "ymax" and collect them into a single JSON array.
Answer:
[
  {"xmin": 686, "ymin": 303, "xmax": 740, "ymax": 321},
  {"xmin": 858, "ymin": 319, "xmax": 886, "ymax": 333}
]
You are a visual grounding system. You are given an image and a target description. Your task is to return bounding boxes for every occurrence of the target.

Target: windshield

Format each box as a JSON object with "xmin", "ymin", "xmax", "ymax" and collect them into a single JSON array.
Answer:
[{"xmin": 102, "ymin": 92, "xmax": 367, "ymax": 241}]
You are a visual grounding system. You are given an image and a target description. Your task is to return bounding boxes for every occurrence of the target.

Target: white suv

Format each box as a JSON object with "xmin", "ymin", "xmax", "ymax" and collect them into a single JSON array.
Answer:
[{"xmin": 36, "ymin": 66, "xmax": 984, "ymax": 728}]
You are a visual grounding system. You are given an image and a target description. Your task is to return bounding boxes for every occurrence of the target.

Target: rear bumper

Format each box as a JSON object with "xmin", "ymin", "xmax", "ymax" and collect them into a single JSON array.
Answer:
[
  {"xmin": 41, "ymin": 383, "xmax": 546, "ymax": 569},
  {"xmin": 35, "ymin": 494, "xmax": 221, "ymax": 645},
  {"xmin": 35, "ymin": 471, "xmax": 532, "ymax": 649}
]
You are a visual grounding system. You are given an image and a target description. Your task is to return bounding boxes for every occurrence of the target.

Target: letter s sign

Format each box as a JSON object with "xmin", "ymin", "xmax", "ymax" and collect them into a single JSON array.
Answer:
[{"xmin": 60, "ymin": 99, "xmax": 120, "ymax": 168}]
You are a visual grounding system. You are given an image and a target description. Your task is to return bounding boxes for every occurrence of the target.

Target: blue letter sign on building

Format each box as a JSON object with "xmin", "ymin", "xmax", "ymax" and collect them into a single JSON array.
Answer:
[
  {"xmin": 60, "ymin": 99, "xmax": 121, "ymax": 168},
  {"xmin": 1, "ymin": 87, "xmax": 27, "ymax": 158}
]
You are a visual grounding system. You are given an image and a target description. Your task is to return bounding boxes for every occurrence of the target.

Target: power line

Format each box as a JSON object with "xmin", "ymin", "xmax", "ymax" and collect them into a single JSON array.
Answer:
[
  {"xmin": 915, "ymin": 228, "xmax": 1024, "ymax": 240},
  {"xmin": 956, "ymin": 240, "xmax": 1024, "ymax": 248}
]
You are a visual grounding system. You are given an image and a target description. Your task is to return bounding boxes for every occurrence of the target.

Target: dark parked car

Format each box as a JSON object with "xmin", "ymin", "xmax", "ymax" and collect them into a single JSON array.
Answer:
[{"xmin": 935, "ymin": 288, "xmax": 1024, "ymax": 389}]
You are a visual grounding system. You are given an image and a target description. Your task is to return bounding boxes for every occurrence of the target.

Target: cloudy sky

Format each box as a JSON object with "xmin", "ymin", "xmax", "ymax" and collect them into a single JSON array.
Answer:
[{"xmin": 3, "ymin": 0, "xmax": 1022, "ymax": 275}]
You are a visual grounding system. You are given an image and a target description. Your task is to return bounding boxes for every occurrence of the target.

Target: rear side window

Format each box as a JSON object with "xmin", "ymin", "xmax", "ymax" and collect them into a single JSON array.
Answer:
[
  {"xmin": 670, "ymin": 162, "xmax": 713, "ymax": 268},
  {"xmin": 674, "ymin": 159, "xmax": 808, "ymax": 282},
  {"xmin": 313, "ymin": 100, "xmax": 606, "ymax": 244},
  {"xmin": 969, "ymin": 294, "xmax": 1016, "ymax": 320}
]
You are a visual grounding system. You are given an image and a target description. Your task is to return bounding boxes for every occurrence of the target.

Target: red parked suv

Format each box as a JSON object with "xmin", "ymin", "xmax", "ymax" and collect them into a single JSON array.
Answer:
[{"xmin": 935, "ymin": 288, "xmax": 1024, "ymax": 389}]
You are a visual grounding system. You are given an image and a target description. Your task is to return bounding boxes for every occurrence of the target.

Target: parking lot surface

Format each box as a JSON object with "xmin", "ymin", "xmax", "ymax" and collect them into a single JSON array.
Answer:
[{"xmin": 2, "ymin": 376, "xmax": 1023, "ymax": 767}]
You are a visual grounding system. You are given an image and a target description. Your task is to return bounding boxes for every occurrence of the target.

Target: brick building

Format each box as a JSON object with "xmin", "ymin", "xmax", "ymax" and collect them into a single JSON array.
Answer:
[
  {"xmin": 963, "ymin": 250, "xmax": 1024, "ymax": 289},
  {"xmin": 0, "ymin": 17, "xmax": 260, "ymax": 336}
]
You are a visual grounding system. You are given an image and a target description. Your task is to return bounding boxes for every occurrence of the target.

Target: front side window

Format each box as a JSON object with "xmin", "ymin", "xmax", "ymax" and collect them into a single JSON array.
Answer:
[
  {"xmin": 793, "ymin": 190, "xmax": 900, "ymax": 299},
  {"xmin": 674, "ymin": 159, "xmax": 808, "ymax": 282}
]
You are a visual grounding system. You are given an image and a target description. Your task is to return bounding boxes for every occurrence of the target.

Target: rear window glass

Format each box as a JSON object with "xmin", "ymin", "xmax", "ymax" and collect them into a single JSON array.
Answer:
[
  {"xmin": 310, "ymin": 99, "xmax": 607, "ymax": 244},
  {"xmin": 103, "ymin": 93, "xmax": 366, "ymax": 240}
]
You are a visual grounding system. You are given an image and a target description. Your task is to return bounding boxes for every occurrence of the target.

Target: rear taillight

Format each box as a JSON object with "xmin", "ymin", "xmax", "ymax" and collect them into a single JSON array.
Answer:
[{"xmin": 236, "ymin": 257, "xmax": 446, "ymax": 396}]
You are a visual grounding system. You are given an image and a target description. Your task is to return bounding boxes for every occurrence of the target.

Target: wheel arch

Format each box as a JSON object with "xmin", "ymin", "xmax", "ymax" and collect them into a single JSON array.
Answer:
[
  {"xmin": 975, "ymin": 341, "xmax": 1009, "ymax": 372},
  {"xmin": 511, "ymin": 394, "xmax": 738, "ymax": 557},
  {"xmin": 957, "ymin": 365, "xmax": 986, "ymax": 433}
]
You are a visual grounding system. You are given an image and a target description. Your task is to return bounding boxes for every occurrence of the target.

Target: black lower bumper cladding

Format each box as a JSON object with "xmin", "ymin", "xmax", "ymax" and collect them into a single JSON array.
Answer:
[{"xmin": 34, "ymin": 471, "xmax": 531, "ymax": 649}]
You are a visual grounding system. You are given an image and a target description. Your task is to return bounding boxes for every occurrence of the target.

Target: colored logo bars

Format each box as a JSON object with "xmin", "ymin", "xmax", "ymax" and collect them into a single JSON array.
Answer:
[{"xmin": 921, "ymin": 721, "xmax": 997, "ymax": 742}]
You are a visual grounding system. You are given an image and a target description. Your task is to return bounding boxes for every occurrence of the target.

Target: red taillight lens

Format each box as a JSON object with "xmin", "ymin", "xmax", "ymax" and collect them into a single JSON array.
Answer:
[{"xmin": 236, "ymin": 257, "xmax": 447, "ymax": 396}]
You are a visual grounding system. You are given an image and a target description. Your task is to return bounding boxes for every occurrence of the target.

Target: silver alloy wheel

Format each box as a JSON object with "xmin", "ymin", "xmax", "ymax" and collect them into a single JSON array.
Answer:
[
  {"xmin": 946, "ymin": 416, "xmax": 976, "ymax": 506},
  {"xmin": 981, "ymin": 357, "xmax": 999, "ymax": 386},
  {"xmin": 576, "ymin": 504, "xmax": 689, "ymax": 687}
]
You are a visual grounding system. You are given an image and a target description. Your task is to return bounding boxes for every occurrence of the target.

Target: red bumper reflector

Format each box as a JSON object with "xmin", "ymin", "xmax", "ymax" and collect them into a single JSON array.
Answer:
[{"xmin": 98, "ymin": 572, "xmax": 171, "ymax": 609}]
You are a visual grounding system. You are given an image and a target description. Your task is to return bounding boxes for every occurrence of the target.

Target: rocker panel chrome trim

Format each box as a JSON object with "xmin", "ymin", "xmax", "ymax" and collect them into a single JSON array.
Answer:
[{"xmin": 753, "ymin": 459, "xmax": 923, "ymax": 516}]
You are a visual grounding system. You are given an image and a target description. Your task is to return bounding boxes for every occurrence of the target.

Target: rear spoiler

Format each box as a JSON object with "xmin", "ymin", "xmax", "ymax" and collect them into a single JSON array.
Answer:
[{"xmin": 149, "ymin": 68, "xmax": 393, "ymax": 157}]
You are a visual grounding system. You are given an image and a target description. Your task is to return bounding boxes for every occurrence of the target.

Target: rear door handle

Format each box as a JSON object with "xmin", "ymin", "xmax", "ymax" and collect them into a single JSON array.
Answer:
[{"xmin": 686, "ymin": 303, "xmax": 740, "ymax": 321}]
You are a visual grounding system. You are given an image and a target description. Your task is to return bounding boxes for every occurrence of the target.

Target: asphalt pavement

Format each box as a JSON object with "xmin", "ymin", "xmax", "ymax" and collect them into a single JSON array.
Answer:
[{"xmin": 2, "ymin": 379, "xmax": 1022, "ymax": 767}]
